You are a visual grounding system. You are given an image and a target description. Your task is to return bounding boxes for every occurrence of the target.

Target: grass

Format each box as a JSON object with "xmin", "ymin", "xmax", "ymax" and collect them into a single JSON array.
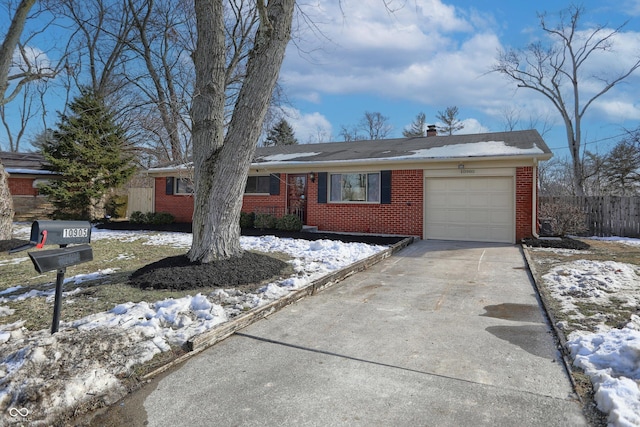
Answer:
[
  {"xmin": 1, "ymin": 231, "xmax": 291, "ymax": 331},
  {"xmin": 525, "ymin": 237, "xmax": 640, "ymax": 426}
]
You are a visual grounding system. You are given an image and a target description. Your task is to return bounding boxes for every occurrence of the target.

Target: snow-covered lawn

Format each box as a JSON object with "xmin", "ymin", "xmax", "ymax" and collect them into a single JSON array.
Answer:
[
  {"xmin": 0, "ymin": 227, "xmax": 388, "ymax": 426},
  {"xmin": 531, "ymin": 237, "xmax": 640, "ymax": 427}
]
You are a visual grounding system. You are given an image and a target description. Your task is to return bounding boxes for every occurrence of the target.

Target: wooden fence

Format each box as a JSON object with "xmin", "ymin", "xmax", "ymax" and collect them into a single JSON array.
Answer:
[{"xmin": 540, "ymin": 196, "xmax": 640, "ymax": 237}]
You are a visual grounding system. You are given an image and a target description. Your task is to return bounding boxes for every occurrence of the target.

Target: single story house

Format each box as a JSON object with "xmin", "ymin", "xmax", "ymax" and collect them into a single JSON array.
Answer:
[
  {"xmin": 147, "ymin": 129, "xmax": 552, "ymax": 244},
  {"xmin": 1, "ymin": 151, "xmax": 56, "ymax": 220}
]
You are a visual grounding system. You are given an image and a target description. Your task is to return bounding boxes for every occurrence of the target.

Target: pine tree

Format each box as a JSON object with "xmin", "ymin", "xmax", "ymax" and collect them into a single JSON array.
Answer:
[
  {"xmin": 264, "ymin": 119, "xmax": 298, "ymax": 146},
  {"xmin": 436, "ymin": 106, "xmax": 464, "ymax": 135},
  {"xmin": 403, "ymin": 112, "xmax": 428, "ymax": 137},
  {"xmin": 39, "ymin": 88, "xmax": 135, "ymax": 220}
]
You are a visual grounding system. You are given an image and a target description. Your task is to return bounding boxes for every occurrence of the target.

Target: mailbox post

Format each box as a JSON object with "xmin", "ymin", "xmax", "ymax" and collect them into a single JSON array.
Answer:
[{"xmin": 9, "ymin": 220, "xmax": 93, "ymax": 334}]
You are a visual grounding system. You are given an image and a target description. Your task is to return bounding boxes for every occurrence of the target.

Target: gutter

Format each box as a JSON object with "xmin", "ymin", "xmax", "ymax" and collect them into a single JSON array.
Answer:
[{"xmin": 532, "ymin": 159, "xmax": 539, "ymax": 239}]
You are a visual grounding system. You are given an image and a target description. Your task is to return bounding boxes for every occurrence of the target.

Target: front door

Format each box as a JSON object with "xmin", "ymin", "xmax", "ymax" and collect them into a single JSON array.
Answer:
[{"xmin": 287, "ymin": 174, "xmax": 307, "ymax": 223}]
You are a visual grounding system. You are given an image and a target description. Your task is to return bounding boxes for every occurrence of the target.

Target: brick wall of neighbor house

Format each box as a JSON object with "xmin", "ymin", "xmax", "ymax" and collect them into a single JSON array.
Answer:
[
  {"xmin": 515, "ymin": 166, "xmax": 534, "ymax": 240},
  {"xmin": 8, "ymin": 177, "xmax": 38, "ymax": 196},
  {"xmin": 307, "ymin": 170, "xmax": 424, "ymax": 236},
  {"xmin": 154, "ymin": 177, "xmax": 194, "ymax": 222},
  {"xmin": 241, "ymin": 178, "xmax": 287, "ymax": 217}
]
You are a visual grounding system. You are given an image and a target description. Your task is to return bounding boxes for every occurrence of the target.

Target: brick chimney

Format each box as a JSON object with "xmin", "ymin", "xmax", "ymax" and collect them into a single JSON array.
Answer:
[{"xmin": 426, "ymin": 125, "xmax": 437, "ymax": 137}]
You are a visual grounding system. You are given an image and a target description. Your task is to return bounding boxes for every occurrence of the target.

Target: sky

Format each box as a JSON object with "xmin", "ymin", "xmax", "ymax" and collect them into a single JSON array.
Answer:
[
  {"xmin": 2, "ymin": 0, "xmax": 640, "ymax": 161},
  {"xmin": 1, "ymin": 226, "xmax": 640, "ymax": 425},
  {"xmin": 278, "ymin": 0, "xmax": 640, "ymax": 159}
]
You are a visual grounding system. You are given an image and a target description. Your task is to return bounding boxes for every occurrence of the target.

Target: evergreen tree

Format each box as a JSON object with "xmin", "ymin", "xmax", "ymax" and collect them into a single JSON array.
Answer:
[
  {"xmin": 39, "ymin": 88, "xmax": 135, "ymax": 220},
  {"xmin": 403, "ymin": 112, "xmax": 428, "ymax": 137},
  {"xmin": 264, "ymin": 119, "xmax": 298, "ymax": 146},
  {"xmin": 436, "ymin": 106, "xmax": 464, "ymax": 135}
]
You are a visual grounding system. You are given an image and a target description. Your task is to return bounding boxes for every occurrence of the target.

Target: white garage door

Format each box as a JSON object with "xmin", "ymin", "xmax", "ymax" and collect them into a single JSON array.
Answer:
[{"xmin": 424, "ymin": 176, "xmax": 514, "ymax": 243}]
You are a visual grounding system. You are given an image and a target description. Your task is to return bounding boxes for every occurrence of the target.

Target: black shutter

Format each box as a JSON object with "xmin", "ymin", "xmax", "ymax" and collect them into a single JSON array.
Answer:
[
  {"xmin": 317, "ymin": 172, "xmax": 328, "ymax": 203},
  {"xmin": 269, "ymin": 173, "xmax": 280, "ymax": 195},
  {"xmin": 165, "ymin": 177, "xmax": 174, "ymax": 195},
  {"xmin": 380, "ymin": 170, "xmax": 392, "ymax": 204}
]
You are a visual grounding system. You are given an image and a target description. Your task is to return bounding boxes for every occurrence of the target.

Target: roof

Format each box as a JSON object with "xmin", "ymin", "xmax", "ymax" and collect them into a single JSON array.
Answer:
[
  {"xmin": 253, "ymin": 129, "xmax": 551, "ymax": 166},
  {"xmin": 148, "ymin": 129, "xmax": 552, "ymax": 174},
  {"xmin": 0, "ymin": 151, "xmax": 53, "ymax": 175}
]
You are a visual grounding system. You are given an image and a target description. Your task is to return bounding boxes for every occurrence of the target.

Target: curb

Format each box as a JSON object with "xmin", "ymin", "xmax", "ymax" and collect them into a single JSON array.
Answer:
[
  {"xmin": 520, "ymin": 244, "xmax": 582, "ymax": 403},
  {"xmin": 142, "ymin": 236, "xmax": 415, "ymax": 380}
]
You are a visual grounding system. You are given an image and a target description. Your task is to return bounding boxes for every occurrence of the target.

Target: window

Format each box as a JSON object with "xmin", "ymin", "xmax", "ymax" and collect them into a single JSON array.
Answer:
[
  {"xmin": 245, "ymin": 176, "xmax": 271, "ymax": 194},
  {"xmin": 175, "ymin": 178, "xmax": 194, "ymax": 194},
  {"xmin": 329, "ymin": 173, "xmax": 380, "ymax": 202}
]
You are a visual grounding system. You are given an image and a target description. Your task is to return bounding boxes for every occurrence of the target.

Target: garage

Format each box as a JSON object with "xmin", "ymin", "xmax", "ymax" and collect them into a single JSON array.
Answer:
[{"xmin": 424, "ymin": 176, "xmax": 515, "ymax": 243}]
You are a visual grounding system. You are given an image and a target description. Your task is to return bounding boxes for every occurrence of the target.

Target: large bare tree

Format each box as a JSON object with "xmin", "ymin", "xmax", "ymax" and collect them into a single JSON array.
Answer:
[
  {"xmin": 493, "ymin": 5, "xmax": 640, "ymax": 196},
  {"xmin": 188, "ymin": 0, "xmax": 294, "ymax": 262},
  {"xmin": 0, "ymin": 0, "xmax": 36, "ymax": 240}
]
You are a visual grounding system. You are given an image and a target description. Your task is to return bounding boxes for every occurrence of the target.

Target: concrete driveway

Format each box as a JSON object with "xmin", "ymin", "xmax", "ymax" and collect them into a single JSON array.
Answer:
[{"xmin": 116, "ymin": 240, "xmax": 587, "ymax": 426}]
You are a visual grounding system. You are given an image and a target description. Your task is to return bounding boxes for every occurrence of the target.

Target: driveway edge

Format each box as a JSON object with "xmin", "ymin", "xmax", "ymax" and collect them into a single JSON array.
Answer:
[
  {"xmin": 520, "ymin": 244, "xmax": 581, "ymax": 402},
  {"xmin": 142, "ymin": 236, "xmax": 415, "ymax": 380}
]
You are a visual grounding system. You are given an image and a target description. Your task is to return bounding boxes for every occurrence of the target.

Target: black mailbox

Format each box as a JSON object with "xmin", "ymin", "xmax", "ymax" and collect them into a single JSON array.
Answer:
[{"xmin": 8, "ymin": 220, "xmax": 94, "ymax": 334}]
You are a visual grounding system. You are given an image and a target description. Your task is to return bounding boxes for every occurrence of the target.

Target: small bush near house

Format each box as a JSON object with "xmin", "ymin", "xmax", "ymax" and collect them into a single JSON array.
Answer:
[
  {"xmin": 254, "ymin": 213, "xmax": 277, "ymax": 229},
  {"xmin": 130, "ymin": 211, "xmax": 175, "ymax": 225},
  {"xmin": 539, "ymin": 202, "xmax": 588, "ymax": 236},
  {"xmin": 276, "ymin": 214, "xmax": 302, "ymax": 231},
  {"xmin": 105, "ymin": 195, "xmax": 128, "ymax": 219},
  {"xmin": 240, "ymin": 212, "xmax": 255, "ymax": 228}
]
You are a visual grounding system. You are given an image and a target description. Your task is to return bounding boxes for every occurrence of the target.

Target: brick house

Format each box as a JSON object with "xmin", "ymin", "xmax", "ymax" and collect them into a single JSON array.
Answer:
[
  {"xmin": 1, "ymin": 151, "xmax": 56, "ymax": 221},
  {"xmin": 147, "ymin": 129, "xmax": 552, "ymax": 244}
]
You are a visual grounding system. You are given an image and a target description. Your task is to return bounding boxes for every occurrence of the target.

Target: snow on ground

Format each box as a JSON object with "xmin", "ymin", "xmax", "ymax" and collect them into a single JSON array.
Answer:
[
  {"xmin": 541, "ymin": 249, "xmax": 640, "ymax": 427},
  {"xmin": 587, "ymin": 236, "xmax": 640, "ymax": 247},
  {"xmin": 0, "ymin": 228, "xmax": 387, "ymax": 426}
]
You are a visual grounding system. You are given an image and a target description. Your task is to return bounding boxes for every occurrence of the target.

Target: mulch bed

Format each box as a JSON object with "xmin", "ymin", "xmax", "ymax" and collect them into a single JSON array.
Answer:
[{"xmin": 522, "ymin": 237, "xmax": 591, "ymax": 250}]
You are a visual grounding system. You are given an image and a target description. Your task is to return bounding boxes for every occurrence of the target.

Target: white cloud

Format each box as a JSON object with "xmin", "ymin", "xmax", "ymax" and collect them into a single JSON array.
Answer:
[{"xmin": 282, "ymin": 107, "xmax": 333, "ymax": 144}]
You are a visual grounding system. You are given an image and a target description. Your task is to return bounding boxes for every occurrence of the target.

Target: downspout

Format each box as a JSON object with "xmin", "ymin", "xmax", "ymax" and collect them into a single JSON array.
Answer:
[{"xmin": 532, "ymin": 159, "xmax": 539, "ymax": 238}]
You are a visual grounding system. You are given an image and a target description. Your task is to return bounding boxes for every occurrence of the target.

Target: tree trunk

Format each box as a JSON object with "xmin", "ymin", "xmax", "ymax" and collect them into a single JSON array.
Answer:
[
  {"xmin": 0, "ymin": 161, "xmax": 14, "ymax": 240},
  {"xmin": 188, "ymin": 0, "xmax": 295, "ymax": 263}
]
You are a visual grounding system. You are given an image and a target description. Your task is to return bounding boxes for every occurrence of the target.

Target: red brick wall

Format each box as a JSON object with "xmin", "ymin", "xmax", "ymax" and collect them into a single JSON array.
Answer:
[
  {"xmin": 8, "ymin": 177, "xmax": 38, "ymax": 196},
  {"xmin": 515, "ymin": 166, "xmax": 534, "ymax": 240},
  {"xmin": 306, "ymin": 170, "xmax": 423, "ymax": 236},
  {"xmin": 241, "ymin": 178, "xmax": 287, "ymax": 217},
  {"xmin": 154, "ymin": 177, "xmax": 194, "ymax": 222},
  {"xmin": 155, "ymin": 167, "xmax": 537, "ymax": 240}
]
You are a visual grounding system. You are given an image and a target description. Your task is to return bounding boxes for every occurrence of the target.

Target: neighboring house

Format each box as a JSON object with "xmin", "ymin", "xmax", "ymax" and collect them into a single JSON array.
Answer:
[
  {"xmin": 1, "ymin": 151, "xmax": 56, "ymax": 221},
  {"xmin": 147, "ymin": 129, "xmax": 552, "ymax": 244}
]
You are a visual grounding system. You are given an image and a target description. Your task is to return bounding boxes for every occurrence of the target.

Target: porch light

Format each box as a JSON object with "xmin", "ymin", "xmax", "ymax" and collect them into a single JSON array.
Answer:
[
  {"xmin": 309, "ymin": 172, "xmax": 315, "ymax": 182},
  {"xmin": 458, "ymin": 163, "xmax": 464, "ymax": 169}
]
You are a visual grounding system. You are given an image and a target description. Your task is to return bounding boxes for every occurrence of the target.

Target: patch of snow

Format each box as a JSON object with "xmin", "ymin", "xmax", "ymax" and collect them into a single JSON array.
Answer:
[
  {"xmin": 567, "ymin": 316, "xmax": 640, "ymax": 427},
  {"xmin": 409, "ymin": 140, "xmax": 544, "ymax": 159},
  {"xmin": 257, "ymin": 152, "xmax": 322, "ymax": 162},
  {"xmin": 587, "ymin": 236, "xmax": 640, "ymax": 247}
]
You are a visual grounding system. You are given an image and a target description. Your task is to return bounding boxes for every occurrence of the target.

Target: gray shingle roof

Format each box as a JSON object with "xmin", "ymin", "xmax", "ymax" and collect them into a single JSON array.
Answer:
[
  {"xmin": 253, "ymin": 130, "xmax": 551, "ymax": 165},
  {"xmin": 0, "ymin": 151, "xmax": 51, "ymax": 173}
]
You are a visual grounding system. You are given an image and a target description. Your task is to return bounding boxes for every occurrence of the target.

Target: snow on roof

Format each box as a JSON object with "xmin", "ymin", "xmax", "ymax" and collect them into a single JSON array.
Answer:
[
  {"xmin": 259, "ymin": 152, "xmax": 322, "ymax": 162},
  {"xmin": 408, "ymin": 140, "xmax": 546, "ymax": 158}
]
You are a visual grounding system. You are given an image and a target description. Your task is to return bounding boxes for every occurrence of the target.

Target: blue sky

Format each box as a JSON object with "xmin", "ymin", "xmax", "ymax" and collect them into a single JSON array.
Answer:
[
  {"xmin": 2, "ymin": 0, "xmax": 640, "ymax": 161},
  {"xmin": 279, "ymin": 0, "xmax": 640, "ymax": 159}
]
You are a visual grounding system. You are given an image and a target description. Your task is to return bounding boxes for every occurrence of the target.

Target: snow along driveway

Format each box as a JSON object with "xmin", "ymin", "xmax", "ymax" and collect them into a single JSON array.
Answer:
[{"xmin": 0, "ymin": 227, "xmax": 388, "ymax": 426}]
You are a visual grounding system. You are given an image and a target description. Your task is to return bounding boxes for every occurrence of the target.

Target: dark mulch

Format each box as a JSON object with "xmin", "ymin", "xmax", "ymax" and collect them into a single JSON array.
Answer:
[
  {"xmin": 129, "ymin": 251, "xmax": 288, "ymax": 291},
  {"xmin": 0, "ymin": 238, "xmax": 30, "ymax": 253},
  {"xmin": 95, "ymin": 221, "xmax": 406, "ymax": 246},
  {"xmin": 522, "ymin": 237, "xmax": 591, "ymax": 250}
]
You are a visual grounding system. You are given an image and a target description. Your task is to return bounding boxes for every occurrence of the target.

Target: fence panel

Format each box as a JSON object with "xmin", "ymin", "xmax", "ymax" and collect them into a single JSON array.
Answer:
[
  {"xmin": 126, "ymin": 187, "xmax": 154, "ymax": 218},
  {"xmin": 540, "ymin": 196, "xmax": 640, "ymax": 238}
]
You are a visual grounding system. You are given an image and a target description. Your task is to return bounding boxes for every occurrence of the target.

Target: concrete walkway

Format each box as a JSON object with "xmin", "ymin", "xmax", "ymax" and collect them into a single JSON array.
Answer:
[{"xmin": 142, "ymin": 240, "xmax": 587, "ymax": 426}]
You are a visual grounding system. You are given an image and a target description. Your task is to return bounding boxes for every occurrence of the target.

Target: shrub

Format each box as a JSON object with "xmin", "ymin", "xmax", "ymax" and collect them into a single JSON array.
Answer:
[
  {"xmin": 539, "ymin": 202, "xmax": 588, "ymax": 236},
  {"xmin": 129, "ymin": 211, "xmax": 175, "ymax": 225},
  {"xmin": 105, "ymin": 195, "xmax": 128, "ymax": 219},
  {"xmin": 129, "ymin": 211, "xmax": 146, "ymax": 224},
  {"xmin": 254, "ymin": 213, "xmax": 277, "ymax": 229},
  {"xmin": 240, "ymin": 212, "xmax": 255, "ymax": 228},
  {"xmin": 276, "ymin": 214, "xmax": 303, "ymax": 231}
]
